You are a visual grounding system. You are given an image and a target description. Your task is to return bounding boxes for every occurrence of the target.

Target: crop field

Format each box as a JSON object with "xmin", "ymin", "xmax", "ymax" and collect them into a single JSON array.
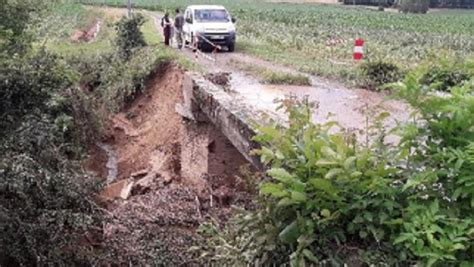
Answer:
[{"xmin": 78, "ymin": 0, "xmax": 474, "ymax": 83}]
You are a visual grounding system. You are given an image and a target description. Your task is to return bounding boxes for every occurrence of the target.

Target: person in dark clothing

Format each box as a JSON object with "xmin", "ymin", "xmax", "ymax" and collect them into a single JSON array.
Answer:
[
  {"xmin": 161, "ymin": 12, "xmax": 172, "ymax": 46},
  {"xmin": 174, "ymin": 8, "xmax": 184, "ymax": 49}
]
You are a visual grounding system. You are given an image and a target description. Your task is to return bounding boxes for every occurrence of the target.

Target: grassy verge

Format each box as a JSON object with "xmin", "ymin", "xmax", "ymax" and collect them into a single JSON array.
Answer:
[
  {"xmin": 262, "ymin": 70, "xmax": 311, "ymax": 86},
  {"xmin": 140, "ymin": 11, "xmax": 161, "ymax": 45},
  {"xmin": 43, "ymin": 4, "xmax": 119, "ymax": 56},
  {"xmin": 42, "ymin": 4, "xmax": 197, "ymax": 72},
  {"xmin": 140, "ymin": 11, "xmax": 200, "ymax": 71},
  {"xmin": 230, "ymin": 59, "xmax": 311, "ymax": 86}
]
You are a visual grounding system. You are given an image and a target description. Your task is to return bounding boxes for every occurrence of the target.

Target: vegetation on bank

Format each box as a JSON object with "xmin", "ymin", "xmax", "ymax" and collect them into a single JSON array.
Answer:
[{"xmin": 0, "ymin": 2, "xmax": 193, "ymax": 265}]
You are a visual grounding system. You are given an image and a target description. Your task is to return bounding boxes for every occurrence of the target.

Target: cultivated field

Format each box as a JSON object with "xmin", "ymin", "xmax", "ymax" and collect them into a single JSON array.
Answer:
[{"xmin": 81, "ymin": 0, "xmax": 474, "ymax": 83}]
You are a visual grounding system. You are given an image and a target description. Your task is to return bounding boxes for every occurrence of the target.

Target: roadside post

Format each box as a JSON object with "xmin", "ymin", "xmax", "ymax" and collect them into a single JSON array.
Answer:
[
  {"xmin": 127, "ymin": 0, "xmax": 132, "ymax": 17},
  {"xmin": 353, "ymin": 38, "xmax": 364, "ymax": 60}
]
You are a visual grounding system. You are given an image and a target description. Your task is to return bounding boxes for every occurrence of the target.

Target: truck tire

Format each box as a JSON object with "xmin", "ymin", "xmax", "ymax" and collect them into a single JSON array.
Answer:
[{"xmin": 227, "ymin": 42, "xmax": 235, "ymax": 52}]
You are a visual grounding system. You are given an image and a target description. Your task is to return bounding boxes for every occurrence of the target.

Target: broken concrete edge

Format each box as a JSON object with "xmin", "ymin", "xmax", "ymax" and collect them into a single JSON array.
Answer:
[
  {"xmin": 100, "ymin": 178, "xmax": 134, "ymax": 200},
  {"xmin": 175, "ymin": 103, "xmax": 197, "ymax": 121},
  {"xmin": 100, "ymin": 172, "xmax": 163, "ymax": 201},
  {"xmin": 184, "ymin": 71, "xmax": 285, "ymax": 171}
]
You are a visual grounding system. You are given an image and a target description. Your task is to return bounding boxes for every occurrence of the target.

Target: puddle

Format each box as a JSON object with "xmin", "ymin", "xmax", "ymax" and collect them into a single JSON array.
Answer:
[
  {"xmin": 97, "ymin": 142, "xmax": 118, "ymax": 184},
  {"xmin": 229, "ymin": 72, "xmax": 283, "ymax": 114},
  {"xmin": 228, "ymin": 71, "xmax": 410, "ymax": 144}
]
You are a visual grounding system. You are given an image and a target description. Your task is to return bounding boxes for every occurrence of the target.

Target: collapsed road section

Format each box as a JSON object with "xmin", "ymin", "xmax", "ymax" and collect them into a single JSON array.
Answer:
[{"xmin": 97, "ymin": 64, "xmax": 268, "ymax": 200}]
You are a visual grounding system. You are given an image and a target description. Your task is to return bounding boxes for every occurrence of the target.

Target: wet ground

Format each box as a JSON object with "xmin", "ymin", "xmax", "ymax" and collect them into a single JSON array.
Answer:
[{"xmin": 151, "ymin": 11, "xmax": 410, "ymax": 139}]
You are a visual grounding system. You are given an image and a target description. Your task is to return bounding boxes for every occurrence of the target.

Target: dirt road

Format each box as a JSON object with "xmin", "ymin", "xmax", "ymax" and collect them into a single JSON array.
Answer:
[{"xmin": 151, "ymin": 11, "xmax": 410, "ymax": 141}]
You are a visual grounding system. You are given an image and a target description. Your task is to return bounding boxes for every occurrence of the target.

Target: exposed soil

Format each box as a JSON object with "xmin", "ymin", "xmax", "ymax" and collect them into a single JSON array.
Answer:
[
  {"xmin": 107, "ymin": 64, "xmax": 184, "ymax": 181},
  {"xmin": 85, "ymin": 144, "xmax": 108, "ymax": 179},
  {"xmin": 88, "ymin": 63, "xmax": 254, "ymax": 265},
  {"xmin": 71, "ymin": 19, "xmax": 101, "ymax": 43}
]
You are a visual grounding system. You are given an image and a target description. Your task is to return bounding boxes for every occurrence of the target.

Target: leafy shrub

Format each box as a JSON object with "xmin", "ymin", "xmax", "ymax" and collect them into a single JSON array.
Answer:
[
  {"xmin": 360, "ymin": 59, "xmax": 402, "ymax": 90},
  {"xmin": 419, "ymin": 62, "xmax": 471, "ymax": 92},
  {"xmin": 0, "ymin": 0, "xmax": 48, "ymax": 54},
  {"xmin": 200, "ymin": 77, "xmax": 474, "ymax": 265},
  {"xmin": 115, "ymin": 13, "xmax": 146, "ymax": 60},
  {"xmin": 67, "ymin": 46, "xmax": 165, "ymax": 113},
  {"xmin": 398, "ymin": 0, "xmax": 430, "ymax": 13},
  {"xmin": 0, "ymin": 50, "xmax": 75, "ymax": 128},
  {"xmin": 0, "ymin": 122, "xmax": 102, "ymax": 265},
  {"xmin": 389, "ymin": 75, "xmax": 474, "ymax": 265},
  {"xmin": 0, "ymin": 50, "xmax": 103, "ymax": 265}
]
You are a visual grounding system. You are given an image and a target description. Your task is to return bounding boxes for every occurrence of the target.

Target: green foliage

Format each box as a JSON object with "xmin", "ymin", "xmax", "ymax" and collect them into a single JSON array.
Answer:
[
  {"xmin": 419, "ymin": 59, "xmax": 472, "ymax": 92},
  {"xmin": 0, "ymin": 50, "xmax": 75, "ymax": 129},
  {"xmin": 115, "ymin": 13, "xmax": 146, "ymax": 60},
  {"xmin": 262, "ymin": 70, "xmax": 312, "ymax": 86},
  {"xmin": 0, "ymin": 0, "xmax": 48, "ymax": 54},
  {"xmin": 0, "ymin": 131, "xmax": 101, "ymax": 265},
  {"xmin": 389, "ymin": 74, "xmax": 474, "ymax": 265},
  {"xmin": 398, "ymin": 0, "xmax": 430, "ymax": 13},
  {"xmin": 0, "ymin": 48, "xmax": 103, "ymax": 265},
  {"xmin": 200, "ymin": 75, "xmax": 474, "ymax": 265},
  {"xmin": 360, "ymin": 59, "xmax": 403, "ymax": 90}
]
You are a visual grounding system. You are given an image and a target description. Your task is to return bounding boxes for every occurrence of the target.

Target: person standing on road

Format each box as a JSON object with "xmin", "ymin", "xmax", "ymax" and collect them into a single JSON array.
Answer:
[
  {"xmin": 161, "ymin": 12, "xmax": 172, "ymax": 46},
  {"xmin": 174, "ymin": 8, "xmax": 184, "ymax": 49}
]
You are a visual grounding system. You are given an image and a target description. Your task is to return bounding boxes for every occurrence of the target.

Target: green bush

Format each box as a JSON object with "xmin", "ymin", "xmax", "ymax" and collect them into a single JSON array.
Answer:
[
  {"xmin": 200, "ymin": 76, "xmax": 474, "ymax": 265},
  {"xmin": 0, "ymin": 50, "xmax": 75, "ymax": 128},
  {"xmin": 0, "ymin": 50, "xmax": 103, "ymax": 265},
  {"xmin": 360, "ymin": 59, "xmax": 402, "ymax": 90},
  {"xmin": 419, "ymin": 61, "xmax": 472, "ymax": 92},
  {"xmin": 115, "ymin": 13, "xmax": 146, "ymax": 60},
  {"xmin": 0, "ymin": 128, "xmax": 101, "ymax": 265},
  {"xmin": 398, "ymin": 0, "xmax": 430, "ymax": 13}
]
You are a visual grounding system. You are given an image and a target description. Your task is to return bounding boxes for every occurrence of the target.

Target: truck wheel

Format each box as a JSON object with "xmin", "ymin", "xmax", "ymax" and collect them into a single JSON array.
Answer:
[
  {"xmin": 189, "ymin": 33, "xmax": 194, "ymax": 49},
  {"xmin": 227, "ymin": 42, "xmax": 235, "ymax": 52}
]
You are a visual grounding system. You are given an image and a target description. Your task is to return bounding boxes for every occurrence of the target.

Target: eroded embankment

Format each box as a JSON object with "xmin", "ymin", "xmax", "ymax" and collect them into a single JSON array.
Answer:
[{"xmin": 86, "ymin": 64, "xmax": 253, "ymax": 265}]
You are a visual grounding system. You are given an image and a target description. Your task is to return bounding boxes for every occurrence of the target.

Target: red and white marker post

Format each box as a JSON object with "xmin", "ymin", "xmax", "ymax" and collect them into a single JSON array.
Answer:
[{"xmin": 353, "ymin": 38, "xmax": 364, "ymax": 61}]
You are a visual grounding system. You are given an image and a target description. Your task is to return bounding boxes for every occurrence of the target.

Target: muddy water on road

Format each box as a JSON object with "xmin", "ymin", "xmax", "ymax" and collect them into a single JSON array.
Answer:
[{"xmin": 230, "ymin": 72, "xmax": 410, "ymax": 133}]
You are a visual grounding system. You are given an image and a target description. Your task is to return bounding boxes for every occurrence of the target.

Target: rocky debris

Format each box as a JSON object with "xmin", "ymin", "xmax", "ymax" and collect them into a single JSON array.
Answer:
[
  {"xmin": 131, "ymin": 169, "xmax": 148, "ymax": 179},
  {"xmin": 212, "ymin": 185, "xmax": 234, "ymax": 206},
  {"xmin": 131, "ymin": 172, "xmax": 159, "ymax": 196},
  {"xmin": 100, "ymin": 178, "xmax": 134, "ymax": 200},
  {"xmin": 204, "ymin": 72, "xmax": 231, "ymax": 90},
  {"xmin": 111, "ymin": 115, "xmax": 140, "ymax": 137}
]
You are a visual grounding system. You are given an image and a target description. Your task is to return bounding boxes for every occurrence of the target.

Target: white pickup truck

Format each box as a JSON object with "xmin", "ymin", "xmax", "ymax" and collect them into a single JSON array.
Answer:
[{"xmin": 183, "ymin": 5, "xmax": 236, "ymax": 52}]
